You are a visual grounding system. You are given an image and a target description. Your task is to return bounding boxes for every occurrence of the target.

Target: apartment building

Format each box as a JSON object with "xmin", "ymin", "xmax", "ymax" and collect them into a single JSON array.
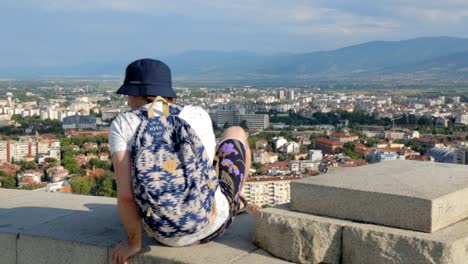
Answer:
[{"xmin": 243, "ymin": 176, "xmax": 302, "ymax": 206}]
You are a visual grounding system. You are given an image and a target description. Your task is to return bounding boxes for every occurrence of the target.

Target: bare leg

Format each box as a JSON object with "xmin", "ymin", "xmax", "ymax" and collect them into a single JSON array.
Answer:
[{"xmin": 222, "ymin": 126, "xmax": 258, "ymax": 214}]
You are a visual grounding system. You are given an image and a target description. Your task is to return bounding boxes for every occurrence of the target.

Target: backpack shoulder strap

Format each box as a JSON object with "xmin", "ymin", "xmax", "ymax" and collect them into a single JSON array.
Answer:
[{"xmin": 169, "ymin": 104, "xmax": 184, "ymax": 116}]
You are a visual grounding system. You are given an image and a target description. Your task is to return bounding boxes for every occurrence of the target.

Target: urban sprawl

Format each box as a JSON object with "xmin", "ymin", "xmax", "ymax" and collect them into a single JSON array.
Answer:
[{"xmin": 0, "ymin": 84, "xmax": 467, "ymax": 207}]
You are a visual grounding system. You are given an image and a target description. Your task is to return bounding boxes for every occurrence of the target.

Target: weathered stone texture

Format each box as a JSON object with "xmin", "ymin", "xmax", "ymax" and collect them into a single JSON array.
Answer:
[
  {"xmin": 0, "ymin": 189, "xmax": 284, "ymax": 264},
  {"xmin": 291, "ymin": 160, "xmax": 468, "ymax": 232},
  {"xmin": 343, "ymin": 218, "xmax": 468, "ymax": 264},
  {"xmin": 17, "ymin": 235, "xmax": 108, "ymax": 264},
  {"xmin": 254, "ymin": 206, "xmax": 347, "ymax": 264},
  {"xmin": 0, "ymin": 232, "xmax": 16, "ymax": 264}
]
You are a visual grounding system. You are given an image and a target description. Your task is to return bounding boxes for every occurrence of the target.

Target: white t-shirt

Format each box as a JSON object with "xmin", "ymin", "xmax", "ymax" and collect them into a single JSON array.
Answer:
[{"xmin": 109, "ymin": 102, "xmax": 229, "ymax": 246}]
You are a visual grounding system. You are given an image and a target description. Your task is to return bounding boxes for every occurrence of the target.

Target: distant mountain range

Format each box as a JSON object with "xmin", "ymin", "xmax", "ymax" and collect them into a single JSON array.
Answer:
[{"xmin": 3, "ymin": 36, "xmax": 468, "ymax": 83}]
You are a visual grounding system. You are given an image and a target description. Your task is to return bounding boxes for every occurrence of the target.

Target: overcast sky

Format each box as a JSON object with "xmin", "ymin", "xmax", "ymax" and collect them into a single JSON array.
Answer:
[{"xmin": 1, "ymin": 0, "xmax": 468, "ymax": 68}]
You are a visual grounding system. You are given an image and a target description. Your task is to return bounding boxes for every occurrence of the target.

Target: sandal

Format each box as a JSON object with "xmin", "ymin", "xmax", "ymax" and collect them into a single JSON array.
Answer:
[{"xmin": 237, "ymin": 194, "xmax": 259, "ymax": 215}]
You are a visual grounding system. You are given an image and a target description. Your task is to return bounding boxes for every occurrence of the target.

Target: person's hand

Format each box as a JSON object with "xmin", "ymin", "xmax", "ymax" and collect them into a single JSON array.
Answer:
[{"xmin": 112, "ymin": 240, "xmax": 141, "ymax": 264}]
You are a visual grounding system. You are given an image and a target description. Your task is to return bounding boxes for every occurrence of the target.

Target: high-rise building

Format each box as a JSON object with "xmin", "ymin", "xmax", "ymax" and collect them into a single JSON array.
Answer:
[
  {"xmin": 216, "ymin": 110, "xmax": 240, "ymax": 128},
  {"xmin": 239, "ymin": 114, "xmax": 270, "ymax": 130},
  {"xmin": 277, "ymin": 89, "xmax": 285, "ymax": 100},
  {"xmin": 287, "ymin": 90, "xmax": 295, "ymax": 101},
  {"xmin": 0, "ymin": 139, "xmax": 36, "ymax": 163}
]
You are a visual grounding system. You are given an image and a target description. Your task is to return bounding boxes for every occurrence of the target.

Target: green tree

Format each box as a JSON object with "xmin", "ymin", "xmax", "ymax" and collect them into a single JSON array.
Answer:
[
  {"xmin": 85, "ymin": 158, "xmax": 110, "ymax": 170},
  {"xmin": 70, "ymin": 176, "xmax": 96, "ymax": 195},
  {"xmin": 1, "ymin": 176, "xmax": 16, "ymax": 189},
  {"xmin": 365, "ymin": 138, "xmax": 380, "ymax": 147},
  {"xmin": 95, "ymin": 172, "xmax": 116, "ymax": 197},
  {"xmin": 62, "ymin": 156, "xmax": 81, "ymax": 175},
  {"xmin": 278, "ymin": 131, "xmax": 293, "ymax": 141},
  {"xmin": 343, "ymin": 142, "xmax": 356, "ymax": 152},
  {"xmin": 44, "ymin": 157, "xmax": 58, "ymax": 167},
  {"xmin": 417, "ymin": 116, "xmax": 433, "ymax": 126},
  {"xmin": 21, "ymin": 161, "xmax": 38, "ymax": 171}
]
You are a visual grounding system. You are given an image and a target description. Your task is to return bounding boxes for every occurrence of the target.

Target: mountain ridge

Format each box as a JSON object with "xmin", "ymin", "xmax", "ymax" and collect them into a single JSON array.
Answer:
[{"xmin": 2, "ymin": 36, "xmax": 468, "ymax": 82}]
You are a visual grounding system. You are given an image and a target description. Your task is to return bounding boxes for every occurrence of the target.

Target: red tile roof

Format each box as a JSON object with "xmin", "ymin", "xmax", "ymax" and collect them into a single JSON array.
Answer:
[{"xmin": 315, "ymin": 138, "xmax": 343, "ymax": 146}]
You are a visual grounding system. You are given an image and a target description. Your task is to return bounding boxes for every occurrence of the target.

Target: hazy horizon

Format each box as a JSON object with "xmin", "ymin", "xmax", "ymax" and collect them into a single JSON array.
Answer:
[{"xmin": 1, "ymin": 0, "xmax": 468, "ymax": 69}]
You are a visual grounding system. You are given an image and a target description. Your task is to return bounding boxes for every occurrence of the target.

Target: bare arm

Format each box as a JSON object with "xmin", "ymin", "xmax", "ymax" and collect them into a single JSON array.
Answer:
[{"xmin": 112, "ymin": 151, "xmax": 142, "ymax": 249}]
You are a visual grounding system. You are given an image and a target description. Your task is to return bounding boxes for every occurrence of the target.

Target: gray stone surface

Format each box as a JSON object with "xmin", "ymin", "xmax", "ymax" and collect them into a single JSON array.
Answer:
[
  {"xmin": 254, "ymin": 204, "xmax": 468, "ymax": 264},
  {"xmin": 343, "ymin": 217, "xmax": 468, "ymax": 264},
  {"xmin": 290, "ymin": 160, "xmax": 468, "ymax": 232},
  {"xmin": 231, "ymin": 249, "xmax": 294, "ymax": 263},
  {"xmin": 254, "ymin": 205, "xmax": 348, "ymax": 264},
  {"xmin": 0, "ymin": 189, "xmax": 284, "ymax": 264},
  {"xmin": 0, "ymin": 190, "xmax": 116, "ymax": 233},
  {"xmin": 0, "ymin": 189, "xmax": 36, "ymax": 201},
  {"xmin": 17, "ymin": 235, "xmax": 109, "ymax": 264},
  {"xmin": 0, "ymin": 232, "xmax": 16, "ymax": 264},
  {"xmin": 117, "ymin": 214, "xmax": 259, "ymax": 264}
]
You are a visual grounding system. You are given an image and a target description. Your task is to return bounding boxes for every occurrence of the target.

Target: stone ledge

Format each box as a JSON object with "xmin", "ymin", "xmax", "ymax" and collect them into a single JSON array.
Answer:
[
  {"xmin": 290, "ymin": 161, "xmax": 468, "ymax": 233},
  {"xmin": 0, "ymin": 189, "xmax": 289, "ymax": 264},
  {"xmin": 255, "ymin": 205, "xmax": 468, "ymax": 264}
]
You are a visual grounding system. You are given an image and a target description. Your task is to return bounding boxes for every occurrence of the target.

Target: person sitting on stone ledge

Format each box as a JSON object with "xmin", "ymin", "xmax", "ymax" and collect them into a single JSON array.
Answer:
[{"xmin": 108, "ymin": 58, "xmax": 258, "ymax": 264}]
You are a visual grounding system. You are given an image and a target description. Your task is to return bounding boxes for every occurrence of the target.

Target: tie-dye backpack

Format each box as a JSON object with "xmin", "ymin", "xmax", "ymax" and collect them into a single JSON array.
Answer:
[{"xmin": 131, "ymin": 97, "xmax": 219, "ymax": 239}]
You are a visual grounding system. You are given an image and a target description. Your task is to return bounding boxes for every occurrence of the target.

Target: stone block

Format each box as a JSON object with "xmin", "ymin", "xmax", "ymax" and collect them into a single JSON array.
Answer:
[
  {"xmin": 343, "ymin": 217, "xmax": 468, "ymax": 264},
  {"xmin": 231, "ymin": 249, "xmax": 294, "ymax": 263},
  {"xmin": 113, "ymin": 214, "xmax": 259, "ymax": 264},
  {"xmin": 0, "ymin": 232, "xmax": 16, "ymax": 264},
  {"xmin": 254, "ymin": 205, "xmax": 348, "ymax": 264},
  {"xmin": 0, "ymin": 190, "xmax": 116, "ymax": 233},
  {"xmin": 0, "ymin": 189, "xmax": 36, "ymax": 202},
  {"xmin": 19, "ymin": 203, "xmax": 124, "ymax": 248},
  {"xmin": 17, "ymin": 235, "xmax": 108, "ymax": 264},
  {"xmin": 290, "ymin": 160, "xmax": 468, "ymax": 232}
]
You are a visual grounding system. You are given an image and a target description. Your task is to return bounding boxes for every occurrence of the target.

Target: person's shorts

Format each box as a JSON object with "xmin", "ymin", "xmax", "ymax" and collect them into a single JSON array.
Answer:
[{"xmin": 198, "ymin": 138, "xmax": 247, "ymax": 243}]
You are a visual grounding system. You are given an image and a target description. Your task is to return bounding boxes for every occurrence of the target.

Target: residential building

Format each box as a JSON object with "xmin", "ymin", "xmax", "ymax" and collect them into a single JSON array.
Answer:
[
  {"xmin": 272, "ymin": 137, "xmax": 288, "ymax": 152},
  {"xmin": 308, "ymin": 149, "xmax": 323, "ymax": 162},
  {"xmin": 253, "ymin": 150, "xmax": 269, "ymax": 164},
  {"xmin": 367, "ymin": 149, "xmax": 401, "ymax": 163},
  {"xmin": 255, "ymin": 140, "xmax": 268, "ymax": 149},
  {"xmin": 358, "ymin": 126, "xmax": 385, "ymax": 138},
  {"xmin": 262, "ymin": 161, "xmax": 289, "ymax": 176},
  {"xmin": 243, "ymin": 176, "xmax": 302, "ymax": 206},
  {"xmin": 216, "ymin": 110, "xmax": 240, "ymax": 127},
  {"xmin": 17, "ymin": 170, "xmax": 43, "ymax": 187},
  {"xmin": 329, "ymin": 132, "xmax": 358, "ymax": 143},
  {"xmin": 314, "ymin": 138, "xmax": 343, "ymax": 154},
  {"xmin": 62, "ymin": 115, "xmax": 97, "ymax": 131},
  {"xmin": 283, "ymin": 141, "xmax": 300, "ymax": 154},
  {"xmin": 239, "ymin": 114, "xmax": 270, "ymax": 130},
  {"xmin": 288, "ymin": 160, "xmax": 319, "ymax": 173},
  {"xmin": 47, "ymin": 166, "xmax": 69, "ymax": 183},
  {"xmin": 0, "ymin": 139, "xmax": 36, "ymax": 163},
  {"xmin": 454, "ymin": 147, "xmax": 468, "ymax": 165}
]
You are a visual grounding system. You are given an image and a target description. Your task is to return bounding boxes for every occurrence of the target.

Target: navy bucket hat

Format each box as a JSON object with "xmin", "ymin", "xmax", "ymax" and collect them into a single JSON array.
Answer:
[{"xmin": 116, "ymin": 58, "xmax": 177, "ymax": 98}]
